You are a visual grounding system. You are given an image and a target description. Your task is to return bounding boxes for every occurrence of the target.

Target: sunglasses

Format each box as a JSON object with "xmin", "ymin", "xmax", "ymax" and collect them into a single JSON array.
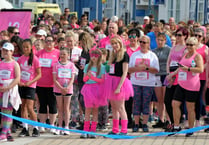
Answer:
[
  {"xmin": 14, "ymin": 32, "xmax": 20, "ymax": 35},
  {"xmin": 46, "ymin": 40, "xmax": 54, "ymax": 42},
  {"xmin": 175, "ymin": 33, "xmax": 183, "ymax": 37},
  {"xmin": 186, "ymin": 43, "xmax": 195, "ymax": 47},
  {"xmin": 139, "ymin": 41, "xmax": 148, "ymax": 44},
  {"xmin": 90, "ymin": 53, "xmax": 101, "ymax": 58},
  {"xmin": 194, "ymin": 34, "xmax": 202, "ymax": 38},
  {"xmin": 129, "ymin": 35, "xmax": 137, "ymax": 39}
]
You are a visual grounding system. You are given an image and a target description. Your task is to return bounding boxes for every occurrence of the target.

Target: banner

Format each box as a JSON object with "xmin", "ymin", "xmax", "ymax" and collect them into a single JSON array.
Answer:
[{"xmin": 0, "ymin": 10, "xmax": 31, "ymax": 39}]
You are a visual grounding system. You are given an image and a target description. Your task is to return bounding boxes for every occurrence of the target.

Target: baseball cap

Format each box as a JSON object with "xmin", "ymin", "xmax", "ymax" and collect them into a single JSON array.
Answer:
[
  {"xmin": 36, "ymin": 29, "xmax": 47, "ymax": 36},
  {"xmin": 2, "ymin": 42, "xmax": 14, "ymax": 51},
  {"xmin": 144, "ymin": 16, "xmax": 150, "ymax": 20}
]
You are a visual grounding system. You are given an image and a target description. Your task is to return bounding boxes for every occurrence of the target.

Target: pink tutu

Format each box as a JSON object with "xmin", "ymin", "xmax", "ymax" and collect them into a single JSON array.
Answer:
[
  {"xmin": 81, "ymin": 83, "xmax": 107, "ymax": 108},
  {"xmin": 104, "ymin": 75, "xmax": 134, "ymax": 101}
]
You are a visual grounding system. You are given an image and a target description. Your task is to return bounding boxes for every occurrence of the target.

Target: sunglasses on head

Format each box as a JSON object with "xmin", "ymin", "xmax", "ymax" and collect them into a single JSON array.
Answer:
[
  {"xmin": 14, "ymin": 32, "xmax": 20, "ymax": 35},
  {"xmin": 46, "ymin": 40, "xmax": 54, "ymax": 42},
  {"xmin": 194, "ymin": 34, "xmax": 202, "ymax": 38},
  {"xmin": 139, "ymin": 41, "xmax": 148, "ymax": 44},
  {"xmin": 186, "ymin": 43, "xmax": 195, "ymax": 47},
  {"xmin": 90, "ymin": 53, "xmax": 100, "ymax": 58},
  {"xmin": 175, "ymin": 33, "xmax": 183, "ymax": 37},
  {"xmin": 128, "ymin": 35, "xmax": 137, "ymax": 39}
]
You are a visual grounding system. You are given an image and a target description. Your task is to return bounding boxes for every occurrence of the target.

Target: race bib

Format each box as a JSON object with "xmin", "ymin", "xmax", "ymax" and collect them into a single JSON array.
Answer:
[
  {"xmin": 105, "ymin": 44, "xmax": 113, "ymax": 51},
  {"xmin": 170, "ymin": 61, "xmax": 178, "ymax": 67},
  {"xmin": 135, "ymin": 72, "xmax": 148, "ymax": 80},
  {"xmin": 39, "ymin": 58, "xmax": 52, "ymax": 67},
  {"xmin": 21, "ymin": 71, "xmax": 31, "ymax": 81},
  {"xmin": 71, "ymin": 54, "xmax": 79, "ymax": 62},
  {"xmin": 109, "ymin": 64, "xmax": 115, "ymax": 74},
  {"xmin": 0, "ymin": 70, "xmax": 11, "ymax": 79},
  {"xmin": 80, "ymin": 58, "xmax": 86, "ymax": 66},
  {"xmin": 90, "ymin": 71, "xmax": 97, "ymax": 77},
  {"xmin": 178, "ymin": 72, "xmax": 187, "ymax": 81},
  {"xmin": 58, "ymin": 68, "xmax": 71, "ymax": 78}
]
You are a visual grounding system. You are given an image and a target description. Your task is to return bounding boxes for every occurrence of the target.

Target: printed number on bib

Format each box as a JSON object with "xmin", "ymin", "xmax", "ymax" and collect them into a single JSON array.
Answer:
[
  {"xmin": 80, "ymin": 58, "xmax": 86, "ymax": 66},
  {"xmin": 58, "ymin": 69, "xmax": 71, "ymax": 78},
  {"xmin": 39, "ymin": 58, "xmax": 52, "ymax": 67},
  {"xmin": 21, "ymin": 71, "xmax": 31, "ymax": 81},
  {"xmin": 0, "ymin": 70, "xmax": 11, "ymax": 79},
  {"xmin": 178, "ymin": 71, "xmax": 187, "ymax": 81},
  {"xmin": 135, "ymin": 72, "xmax": 148, "ymax": 80},
  {"xmin": 105, "ymin": 44, "xmax": 113, "ymax": 51},
  {"xmin": 109, "ymin": 64, "xmax": 115, "ymax": 74}
]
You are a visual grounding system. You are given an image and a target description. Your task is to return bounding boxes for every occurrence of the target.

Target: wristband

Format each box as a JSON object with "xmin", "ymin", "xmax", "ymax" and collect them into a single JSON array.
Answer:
[
  {"xmin": 188, "ymin": 67, "xmax": 190, "ymax": 71},
  {"xmin": 146, "ymin": 67, "xmax": 149, "ymax": 71}
]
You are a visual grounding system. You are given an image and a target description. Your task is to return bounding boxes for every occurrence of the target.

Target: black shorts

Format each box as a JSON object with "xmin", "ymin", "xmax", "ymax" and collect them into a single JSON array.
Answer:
[
  {"xmin": 36, "ymin": 87, "xmax": 57, "ymax": 114},
  {"xmin": 19, "ymin": 87, "xmax": 36, "ymax": 100},
  {"xmin": 206, "ymin": 88, "xmax": 209, "ymax": 105},
  {"xmin": 173, "ymin": 85, "xmax": 198, "ymax": 102},
  {"xmin": 54, "ymin": 92, "xmax": 72, "ymax": 97}
]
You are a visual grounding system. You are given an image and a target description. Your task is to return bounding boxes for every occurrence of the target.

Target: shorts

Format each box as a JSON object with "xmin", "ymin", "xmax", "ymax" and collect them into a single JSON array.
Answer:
[
  {"xmin": 36, "ymin": 87, "xmax": 57, "ymax": 114},
  {"xmin": 155, "ymin": 75, "xmax": 166, "ymax": 87},
  {"xmin": 173, "ymin": 85, "xmax": 198, "ymax": 103},
  {"xmin": 54, "ymin": 92, "xmax": 72, "ymax": 97},
  {"xmin": 205, "ymin": 88, "xmax": 209, "ymax": 105},
  {"xmin": 133, "ymin": 85, "xmax": 154, "ymax": 115},
  {"xmin": 19, "ymin": 87, "xmax": 36, "ymax": 100}
]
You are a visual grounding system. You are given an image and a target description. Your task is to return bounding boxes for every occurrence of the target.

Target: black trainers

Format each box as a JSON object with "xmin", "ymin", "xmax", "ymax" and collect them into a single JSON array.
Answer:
[
  {"xmin": 32, "ymin": 128, "xmax": 40, "ymax": 137},
  {"xmin": 69, "ymin": 121, "xmax": 77, "ymax": 129},
  {"xmin": 7, "ymin": 133, "xmax": 14, "ymax": 142},
  {"xmin": 164, "ymin": 124, "xmax": 174, "ymax": 132},
  {"xmin": 19, "ymin": 128, "xmax": 30, "ymax": 137},
  {"xmin": 132, "ymin": 124, "xmax": 139, "ymax": 132},
  {"xmin": 204, "ymin": 128, "xmax": 209, "ymax": 133},
  {"xmin": 142, "ymin": 124, "xmax": 149, "ymax": 132},
  {"xmin": 152, "ymin": 120, "xmax": 164, "ymax": 128},
  {"xmin": 185, "ymin": 132, "xmax": 193, "ymax": 137},
  {"xmin": 163, "ymin": 121, "xmax": 170, "ymax": 129},
  {"xmin": 168, "ymin": 127, "xmax": 181, "ymax": 136}
]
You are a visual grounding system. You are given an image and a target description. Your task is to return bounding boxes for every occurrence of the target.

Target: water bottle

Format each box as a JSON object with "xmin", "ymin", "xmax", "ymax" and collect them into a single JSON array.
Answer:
[
  {"xmin": 191, "ymin": 60, "xmax": 196, "ymax": 76},
  {"xmin": 63, "ymin": 80, "xmax": 68, "ymax": 88}
]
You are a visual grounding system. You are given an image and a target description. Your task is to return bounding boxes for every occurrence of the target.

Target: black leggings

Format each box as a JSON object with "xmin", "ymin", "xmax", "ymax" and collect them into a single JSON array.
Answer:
[
  {"xmin": 36, "ymin": 87, "xmax": 57, "ymax": 114},
  {"xmin": 125, "ymin": 97, "xmax": 133, "ymax": 125}
]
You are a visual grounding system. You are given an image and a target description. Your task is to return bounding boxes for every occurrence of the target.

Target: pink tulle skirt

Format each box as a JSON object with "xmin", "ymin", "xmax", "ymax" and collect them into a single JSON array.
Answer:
[
  {"xmin": 104, "ymin": 75, "xmax": 134, "ymax": 101},
  {"xmin": 81, "ymin": 83, "xmax": 107, "ymax": 108}
]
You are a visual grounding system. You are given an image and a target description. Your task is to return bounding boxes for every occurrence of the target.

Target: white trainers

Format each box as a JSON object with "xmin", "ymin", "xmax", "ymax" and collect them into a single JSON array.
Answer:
[
  {"xmin": 54, "ymin": 130, "xmax": 60, "ymax": 135},
  {"xmin": 63, "ymin": 127, "xmax": 70, "ymax": 135},
  {"xmin": 50, "ymin": 128, "xmax": 56, "ymax": 134},
  {"xmin": 39, "ymin": 127, "xmax": 45, "ymax": 133}
]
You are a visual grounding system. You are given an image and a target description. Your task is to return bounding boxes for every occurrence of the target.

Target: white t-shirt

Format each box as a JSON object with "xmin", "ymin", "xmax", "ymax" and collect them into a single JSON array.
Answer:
[
  {"xmin": 129, "ymin": 50, "xmax": 159, "ymax": 87},
  {"xmin": 70, "ymin": 46, "xmax": 82, "ymax": 62}
]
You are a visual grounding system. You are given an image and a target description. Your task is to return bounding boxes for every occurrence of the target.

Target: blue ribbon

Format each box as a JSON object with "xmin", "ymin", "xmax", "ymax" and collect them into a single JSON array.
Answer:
[{"xmin": 1, "ymin": 112, "xmax": 209, "ymax": 139}]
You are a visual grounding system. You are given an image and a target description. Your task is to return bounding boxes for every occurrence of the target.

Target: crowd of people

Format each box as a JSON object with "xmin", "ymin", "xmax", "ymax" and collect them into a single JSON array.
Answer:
[{"xmin": 1, "ymin": 7, "xmax": 209, "ymax": 141}]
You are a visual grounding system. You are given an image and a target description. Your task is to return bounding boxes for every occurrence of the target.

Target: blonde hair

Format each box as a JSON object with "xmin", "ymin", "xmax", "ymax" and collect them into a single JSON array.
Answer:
[
  {"xmin": 109, "ymin": 36, "xmax": 125, "ymax": 63},
  {"xmin": 79, "ymin": 32, "xmax": 94, "ymax": 52},
  {"xmin": 186, "ymin": 37, "xmax": 198, "ymax": 45}
]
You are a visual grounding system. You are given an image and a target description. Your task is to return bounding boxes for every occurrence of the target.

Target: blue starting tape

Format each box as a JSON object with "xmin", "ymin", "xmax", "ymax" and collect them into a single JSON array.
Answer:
[{"xmin": 1, "ymin": 112, "xmax": 209, "ymax": 139}]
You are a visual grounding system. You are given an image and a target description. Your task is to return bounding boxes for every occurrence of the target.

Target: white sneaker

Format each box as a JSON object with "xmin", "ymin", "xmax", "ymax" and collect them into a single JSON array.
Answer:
[
  {"xmin": 54, "ymin": 130, "xmax": 60, "ymax": 135},
  {"xmin": 39, "ymin": 127, "xmax": 45, "ymax": 133},
  {"xmin": 50, "ymin": 128, "xmax": 56, "ymax": 134},
  {"xmin": 63, "ymin": 127, "xmax": 70, "ymax": 135}
]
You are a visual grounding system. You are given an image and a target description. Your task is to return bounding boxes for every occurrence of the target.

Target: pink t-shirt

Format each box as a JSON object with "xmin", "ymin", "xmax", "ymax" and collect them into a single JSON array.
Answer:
[
  {"xmin": 178, "ymin": 53, "xmax": 200, "ymax": 91},
  {"xmin": 196, "ymin": 45, "xmax": 206, "ymax": 80},
  {"xmin": 70, "ymin": 24, "xmax": 80, "ymax": 29},
  {"xmin": 0, "ymin": 60, "xmax": 16, "ymax": 80},
  {"xmin": 17, "ymin": 55, "xmax": 40, "ymax": 88},
  {"xmin": 36, "ymin": 49, "xmax": 60, "ymax": 87},
  {"xmin": 53, "ymin": 61, "xmax": 76, "ymax": 94},
  {"xmin": 126, "ymin": 45, "xmax": 141, "ymax": 57}
]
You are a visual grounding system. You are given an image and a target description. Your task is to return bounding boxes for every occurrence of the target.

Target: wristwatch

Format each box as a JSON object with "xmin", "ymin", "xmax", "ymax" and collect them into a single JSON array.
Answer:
[
  {"xmin": 188, "ymin": 67, "xmax": 190, "ymax": 71},
  {"xmin": 146, "ymin": 67, "xmax": 149, "ymax": 71}
]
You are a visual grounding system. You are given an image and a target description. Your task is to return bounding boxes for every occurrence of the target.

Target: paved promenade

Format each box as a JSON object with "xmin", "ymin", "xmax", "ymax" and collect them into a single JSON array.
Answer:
[{"xmin": 2, "ymin": 125, "xmax": 209, "ymax": 145}]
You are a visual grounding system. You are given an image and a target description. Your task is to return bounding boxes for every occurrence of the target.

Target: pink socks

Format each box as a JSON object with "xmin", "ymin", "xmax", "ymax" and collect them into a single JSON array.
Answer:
[
  {"xmin": 83, "ymin": 121, "xmax": 90, "ymax": 131},
  {"xmin": 120, "ymin": 120, "xmax": 128, "ymax": 133},
  {"xmin": 90, "ymin": 121, "xmax": 97, "ymax": 132},
  {"xmin": 112, "ymin": 119, "xmax": 119, "ymax": 133}
]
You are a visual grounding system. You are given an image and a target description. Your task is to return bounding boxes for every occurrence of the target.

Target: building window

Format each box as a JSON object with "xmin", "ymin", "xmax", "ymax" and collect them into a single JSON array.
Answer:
[
  {"xmin": 189, "ymin": 0, "xmax": 196, "ymax": 20},
  {"xmin": 104, "ymin": 0, "xmax": 114, "ymax": 18},
  {"xmin": 198, "ymin": 0, "xmax": 204, "ymax": 24},
  {"xmin": 168, "ymin": 0, "xmax": 173, "ymax": 19},
  {"xmin": 175, "ymin": 0, "xmax": 180, "ymax": 22}
]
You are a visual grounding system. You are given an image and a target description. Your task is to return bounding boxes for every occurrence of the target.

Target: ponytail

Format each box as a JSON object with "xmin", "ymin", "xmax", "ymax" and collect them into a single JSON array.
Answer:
[{"xmin": 23, "ymin": 39, "xmax": 33, "ymax": 66}]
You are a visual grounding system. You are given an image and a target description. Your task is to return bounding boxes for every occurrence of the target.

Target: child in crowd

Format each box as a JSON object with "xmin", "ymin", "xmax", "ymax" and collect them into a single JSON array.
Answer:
[
  {"xmin": 80, "ymin": 48, "xmax": 107, "ymax": 138},
  {"xmin": 0, "ymin": 42, "xmax": 21, "ymax": 141},
  {"xmin": 53, "ymin": 47, "xmax": 76, "ymax": 135},
  {"xmin": 18, "ymin": 39, "xmax": 41, "ymax": 137}
]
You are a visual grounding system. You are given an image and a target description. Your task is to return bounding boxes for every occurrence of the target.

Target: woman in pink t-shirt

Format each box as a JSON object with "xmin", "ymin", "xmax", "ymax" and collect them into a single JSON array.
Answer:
[
  {"xmin": 17, "ymin": 39, "xmax": 41, "ymax": 137},
  {"xmin": 53, "ymin": 47, "xmax": 76, "ymax": 135},
  {"xmin": 36, "ymin": 35, "xmax": 60, "ymax": 133}
]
